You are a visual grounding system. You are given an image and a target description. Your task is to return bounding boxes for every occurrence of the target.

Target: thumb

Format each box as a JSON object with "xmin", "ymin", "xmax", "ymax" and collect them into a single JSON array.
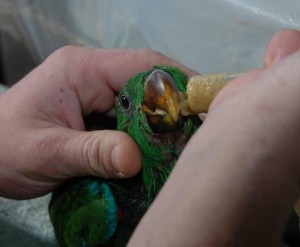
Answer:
[
  {"xmin": 264, "ymin": 29, "xmax": 300, "ymax": 67},
  {"xmin": 53, "ymin": 129, "xmax": 142, "ymax": 179}
]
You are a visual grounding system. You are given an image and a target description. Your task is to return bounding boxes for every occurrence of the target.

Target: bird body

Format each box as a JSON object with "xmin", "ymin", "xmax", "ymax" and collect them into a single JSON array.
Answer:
[{"xmin": 49, "ymin": 66, "xmax": 201, "ymax": 247}]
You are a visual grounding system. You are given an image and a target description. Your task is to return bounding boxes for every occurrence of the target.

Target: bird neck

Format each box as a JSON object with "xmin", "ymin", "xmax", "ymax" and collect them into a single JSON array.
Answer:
[{"xmin": 142, "ymin": 153, "xmax": 176, "ymax": 205}]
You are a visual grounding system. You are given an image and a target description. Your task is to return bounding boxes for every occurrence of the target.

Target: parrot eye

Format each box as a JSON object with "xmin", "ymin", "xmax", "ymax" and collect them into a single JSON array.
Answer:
[{"xmin": 120, "ymin": 95, "xmax": 130, "ymax": 112}]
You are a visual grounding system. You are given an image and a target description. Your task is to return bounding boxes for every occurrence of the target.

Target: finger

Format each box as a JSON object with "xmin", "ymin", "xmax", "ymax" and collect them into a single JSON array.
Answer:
[
  {"xmin": 209, "ymin": 70, "xmax": 262, "ymax": 112},
  {"xmin": 42, "ymin": 47, "xmax": 197, "ymax": 114},
  {"xmin": 35, "ymin": 128, "xmax": 142, "ymax": 179},
  {"xmin": 265, "ymin": 29, "xmax": 300, "ymax": 67},
  {"xmin": 212, "ymin": 29, "xmax": 300, "ymax": 111}
]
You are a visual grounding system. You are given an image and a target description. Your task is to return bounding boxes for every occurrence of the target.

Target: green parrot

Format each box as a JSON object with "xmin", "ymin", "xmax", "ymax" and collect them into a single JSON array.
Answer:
[{"xmin": 49, "ymin": 66, "xmax": 201, "ymax": 247}]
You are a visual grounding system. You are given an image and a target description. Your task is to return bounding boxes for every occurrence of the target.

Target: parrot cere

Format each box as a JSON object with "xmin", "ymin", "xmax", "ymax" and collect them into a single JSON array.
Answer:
[{"xmin": 49, "ymin": 66, "xmax": 201, "ymax": 247}]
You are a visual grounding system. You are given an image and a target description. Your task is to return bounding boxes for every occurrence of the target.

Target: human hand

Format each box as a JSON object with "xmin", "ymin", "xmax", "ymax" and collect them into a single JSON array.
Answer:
[
  {"xmin": 0, "ymin": 47, "xmax": 195, "ymax": 199},
  {"xmin": 129, "ymin": 30, "xmax": 300, "ymax": 246}
]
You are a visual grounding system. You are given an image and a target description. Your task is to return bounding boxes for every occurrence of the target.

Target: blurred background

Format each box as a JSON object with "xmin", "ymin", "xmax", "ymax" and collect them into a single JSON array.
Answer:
[{"xmin": 1, "ymin": 0, "xmax": 300, "ymax": 246}]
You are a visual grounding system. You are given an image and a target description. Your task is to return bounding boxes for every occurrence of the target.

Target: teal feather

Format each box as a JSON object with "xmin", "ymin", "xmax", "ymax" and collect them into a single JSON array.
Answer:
[
  {"xmin": 49, "ymin": 179, "xmax": 119, "ymax": 247},
  {"xmin": 49, "ymin": 66, "xmax": 201, "ymax": 246}
]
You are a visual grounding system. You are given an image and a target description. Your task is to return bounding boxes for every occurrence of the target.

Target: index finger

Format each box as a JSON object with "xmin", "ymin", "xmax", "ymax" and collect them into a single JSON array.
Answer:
[
  {"xmin": 43, "ymin": 47, "xmax": 197, "ymax": 113},
  {"xmin": 265, "ymin": 29, "xmax": 300, "ymax": 67}
]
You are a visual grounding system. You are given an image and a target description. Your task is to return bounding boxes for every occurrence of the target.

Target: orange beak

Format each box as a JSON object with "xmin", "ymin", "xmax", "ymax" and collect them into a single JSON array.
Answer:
[{"xmin": 142, "ymin": 70, "xmax": 184, "ymax": 134}]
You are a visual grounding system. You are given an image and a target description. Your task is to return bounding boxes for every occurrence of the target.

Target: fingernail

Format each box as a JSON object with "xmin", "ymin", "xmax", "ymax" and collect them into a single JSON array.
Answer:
[
  {"xmin": 198, "ymin": 113, "xmax": 207, "ymax": 122},
  {"xmin": 266, "ymin": 51, "xmax": 284, "ymax": 67},
  {"xmin": 270, "ymin": 54, "xmax": 282, "ymax": 66},
  {"xmin": 112, "ymin": 145, "xmax": 127, "ymax": 177},
  {"xmin": 115, "ymin": 172, "xmax": 127, "ymax": 178}
]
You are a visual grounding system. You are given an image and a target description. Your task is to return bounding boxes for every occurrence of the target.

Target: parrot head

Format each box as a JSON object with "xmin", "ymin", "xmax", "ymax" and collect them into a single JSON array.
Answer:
[
  {"xmin": 116, "ymin": 66, "xmax": 200, "ymax": 202},
  {"xmin": 117, "ymin": 67, "xmax": 187, "ymax": 134}
]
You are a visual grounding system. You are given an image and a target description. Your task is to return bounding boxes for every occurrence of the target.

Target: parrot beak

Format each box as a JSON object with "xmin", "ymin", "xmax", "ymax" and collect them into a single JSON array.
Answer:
[{"xmin": 142, "ymin": 70, "xmax": 184, "ymax": 134}]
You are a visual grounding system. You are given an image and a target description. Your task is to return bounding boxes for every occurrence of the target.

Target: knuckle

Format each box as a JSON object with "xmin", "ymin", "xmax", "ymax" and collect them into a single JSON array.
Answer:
[
  {"xmin": 137, "ymin": 49, "xmax": 165, "ymax": 60},
  {"xmin": 32, "ymin": 135, "xmax": 62, "ymax": 166},
  {"xmin": 83, "ymin": 132, "xmax": 115, "ymax": 178},
  {"xmin": 135, "ymin": 49, "xmax": 171, "ymax": 69},
  {"xmin": 43, "ymin": 45, "xmax": 82, "ymax": 68},
  {"xmin": 52, "ymin": 45, "xmax": 81, "ymax": 58},
  {"xmin": 19, "ymin": 133, "xmax": 63, "ymax": 177}
]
